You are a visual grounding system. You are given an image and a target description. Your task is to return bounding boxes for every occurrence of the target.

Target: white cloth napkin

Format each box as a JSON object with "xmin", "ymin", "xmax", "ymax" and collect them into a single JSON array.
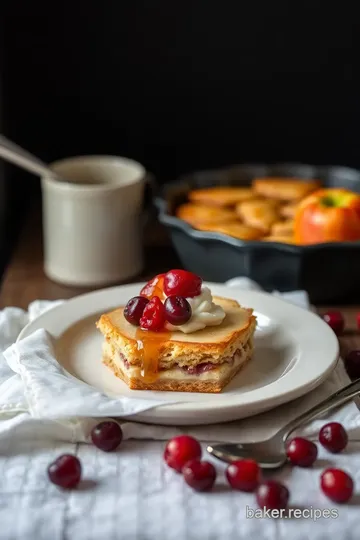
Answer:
[
  {"xmin": 1, "ymin": 282, "xmax": 360, "ymax": 540},
  {"xmin": 1, "ymin": 279, "xmax": 359, "ymax": 445}
]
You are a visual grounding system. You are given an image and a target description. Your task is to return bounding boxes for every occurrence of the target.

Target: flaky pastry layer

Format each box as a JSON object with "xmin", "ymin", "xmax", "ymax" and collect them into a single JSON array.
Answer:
[{"xmin": 102, "ymin": 346, "xmax": 253, "ymax": 393}]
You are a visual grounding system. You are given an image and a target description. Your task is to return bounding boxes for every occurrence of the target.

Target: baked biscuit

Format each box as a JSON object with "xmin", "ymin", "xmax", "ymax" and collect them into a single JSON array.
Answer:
[
  {"xmin": 280, "ymin": 202, "xmax": 299, "ymax": 219},
  {"xmin": 195, "ymin": 221, "xmax": 263, "ymax": 240},
  {"xmin": 252, "ymin": 178, "xmax": 321, "ymax": 201},
  {"xmin": 176, "ymin": 203, "xmax": 236, "ymax": 227},
  {"xmin": 271, "ymin": 219, "xmax": 294, "ymax": 236},
  {"xmin": 236, "ymin": 199, "xmax": 280, "ymax": 233},
  {"xmin": 97, "ymin": 296, "xmax": 257, "ymax": 393},
  {"xmin": 188, "ymin": 186, "xmax": 256, "ymax": 207}
]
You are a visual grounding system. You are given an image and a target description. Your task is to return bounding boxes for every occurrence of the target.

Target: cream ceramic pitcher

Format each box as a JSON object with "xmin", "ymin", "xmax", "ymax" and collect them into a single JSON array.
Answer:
[{"xmin": 41, "ymin": 155, "xmax": 147, "ymax": 286}]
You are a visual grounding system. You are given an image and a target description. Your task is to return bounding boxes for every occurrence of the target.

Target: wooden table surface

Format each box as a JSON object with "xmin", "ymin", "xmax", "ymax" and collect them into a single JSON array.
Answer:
[{"xmin": 1, "ymin": 206, "xmax": 359, "ymax": 361}]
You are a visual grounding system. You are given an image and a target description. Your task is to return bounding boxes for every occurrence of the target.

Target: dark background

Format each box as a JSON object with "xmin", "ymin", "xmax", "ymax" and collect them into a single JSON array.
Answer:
[{"xmin": 1, "ymin": 1, "xmax": 359, "ymax": 271}]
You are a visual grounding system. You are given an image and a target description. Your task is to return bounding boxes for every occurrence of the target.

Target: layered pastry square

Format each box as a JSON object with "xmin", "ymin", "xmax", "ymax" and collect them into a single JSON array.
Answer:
[{"xmin": 96, "ymin": 271, "xmax": 256, "ymax": 394}]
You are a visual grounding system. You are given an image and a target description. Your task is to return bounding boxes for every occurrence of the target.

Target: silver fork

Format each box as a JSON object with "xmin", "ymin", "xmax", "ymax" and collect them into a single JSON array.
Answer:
[{"xmin": 207, "ymin": 377, "xmax": 360, "ymax": 468}]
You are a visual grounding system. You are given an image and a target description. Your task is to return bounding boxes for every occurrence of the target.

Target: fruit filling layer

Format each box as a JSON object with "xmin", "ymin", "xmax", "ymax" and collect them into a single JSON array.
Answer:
[{"xmin": 103, "ymin": 339, "xmax": 252, "ymax": 381}]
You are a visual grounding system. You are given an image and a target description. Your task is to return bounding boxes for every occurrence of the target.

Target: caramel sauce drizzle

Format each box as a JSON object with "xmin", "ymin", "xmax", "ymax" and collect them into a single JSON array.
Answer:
[
  {"xmin": 135, "ymin": 328, "xmax": 170, "ymax": 382},
  {"xmin": 136, "ymin": 275, "xmax": 170, "ymax": 382}
]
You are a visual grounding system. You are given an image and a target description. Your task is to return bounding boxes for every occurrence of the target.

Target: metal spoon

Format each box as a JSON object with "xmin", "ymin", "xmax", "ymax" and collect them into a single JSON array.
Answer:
[
  {"xmin": 207, "ymin": 376, "xmax": 360, "ymax": 469},
  {"xmin": 0, "ymin": 134, "xmax": 67, "ymax": 182}
]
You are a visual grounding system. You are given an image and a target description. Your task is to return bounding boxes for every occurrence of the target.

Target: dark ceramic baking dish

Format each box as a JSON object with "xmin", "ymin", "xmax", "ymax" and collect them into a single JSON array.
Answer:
[{"xmin": 155, "ymin": 163, "xmax": 360, "ymax": 304}]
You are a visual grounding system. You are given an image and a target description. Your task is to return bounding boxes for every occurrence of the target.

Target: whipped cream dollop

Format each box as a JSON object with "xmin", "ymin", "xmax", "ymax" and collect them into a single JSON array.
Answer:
[{"xmin": 166, "ymin": 285, "xmax": 226, "ymax": 333}]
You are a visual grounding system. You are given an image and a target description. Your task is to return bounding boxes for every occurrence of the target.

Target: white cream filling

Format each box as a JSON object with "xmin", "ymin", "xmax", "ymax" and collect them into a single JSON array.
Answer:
[{"xmin": 165, "ymin": 285, "xmax": 226, "ymax": 334}]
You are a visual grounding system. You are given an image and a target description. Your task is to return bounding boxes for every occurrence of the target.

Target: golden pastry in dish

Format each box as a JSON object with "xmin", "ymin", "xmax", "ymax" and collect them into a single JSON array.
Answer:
[
  {"xmin": 252, "ymin": 178, "xmax": 321, "ymax": 201},
  {"xmin": 280, "ymin": 202, "xmax": 299, "ymax": 219},
  {"xmin": 188, "ymin": 186, "xmax": 255, "ymax": 207},
  {"xmin": 271, "ymin": 219, "xmax": 294, "ymax": 236},
  {"xmin": 236, "ymin": 199, "xmax": 280, "ymax": 233},
  {"xmin": 176, "ymin": 203, "xmax": 236, "ymax": 227},
  {"xmin": 195, "ymin": 221, "xmax": 263, "ymax": 240}
]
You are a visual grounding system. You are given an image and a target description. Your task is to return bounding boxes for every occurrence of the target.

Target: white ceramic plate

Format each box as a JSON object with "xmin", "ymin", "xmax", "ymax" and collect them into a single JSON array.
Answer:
[{"xmin": 18, "ymin": 283, "xmax": 339, "ymax": 425}]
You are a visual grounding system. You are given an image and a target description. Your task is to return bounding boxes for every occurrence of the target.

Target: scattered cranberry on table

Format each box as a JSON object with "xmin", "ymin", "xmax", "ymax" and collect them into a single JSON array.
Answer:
[
  {"xmin": 164, "ymin": 435, "xmax": 202, "ymax": 472},
  {"xmin": 47, "ymin": 454, "xmax": 82, "ymax": 489},
  {"xmin": 286, "ymin": 437, "xmax": 318, "ymax": 467},
  {"xmin": 182, "ymin": 459, "xmax": 217, "ymax": 492},
  {"xmin": 319, "ymin": 422, "xmax": 348, "ymax": 453},
  {"xmin": 226, "ymin": 459, "xmax": 261, "ymax": 492},
  {"xmin": 140, "ymin": 296, "xmax": 166, "ymax": 331},
  {"xmin": 322, "ymin": 311, "xmax": 344, "ymax": 335},
  {"xmin": 124, "ymin": 296, "xmax": 149, "ymax": 326},
  {"xmin": 320, "ymin": 468, "xmax": 354, "ymax": 503},
  {"xmin": 163, "ymin": 269, "xmax": 202, "ymax": 298},
  {"xmin": 164, "ymin": 295, "xmax": 192, "ymax": 325},
  {"xmin": 344, "ymin": 350, "xmax": 360, "ymax": 380},
  {"xmin": 256, "ymin": 480, "xmax": 289, "ymax": 510},
  {"xmin": 91, "ymin": 421, "xmax": 123, "ymax": 452}
]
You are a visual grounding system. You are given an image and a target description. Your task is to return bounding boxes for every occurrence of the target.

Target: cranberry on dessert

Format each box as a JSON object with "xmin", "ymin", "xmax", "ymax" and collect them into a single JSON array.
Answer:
[
  {"xmin": 91, "ymin": 421, "xmax": 123, "ymax": 452},
  {"xmin": 164, "ymin": 435, "xmax": 202, "ymax": 472},
  {"xmin": 47, "ymin": 454, "xmax": 81, "ymax": 489},
  {"xmin": 140, "ymin": 274, "xmax": 165, "ymax": 298},
  {"xmin": 256, "ymin": 480, "xmax": 289, "ymax": 510},
  {"xmin": 124, "ymin": 296, "xmax": 149, "ymax": 326},
  {"xmin": 163, "ymin": 269, "xmax": 202, "ymax": 298},
  {"xmin": 319, "ymin": 422, "xmax": 348, "ymax": 453},
  {"xmin": 357, "ymin": 313, "xmax": 360, "ymax": 331},
  {"xmin": 320, "ymin": 468, "xmax": 354, "ymax": 503},
  {"xmin": 286, "ymin": 437, "xmax": 318, "ymax": 467},
  {"xmin": 165, "ymin": 295, "xmax": 192, "ymax": 325},
  {"xmin": 183, "ymin": 459, "xmax": 216, "ymax": 492},
  {"xmin": 344, "ymin": 350, "xmax": 360, "ymax": 380},
  {"xmin": 226, "ymin": 459, "xmax": 261, "ymax": 492},
  {"xmin": 140, "ymin": 296, "xmax": 166, "ymax": 331},
  {"xmin": 322, "ymin": 311, "xmax": 344, "ymax": 335}
]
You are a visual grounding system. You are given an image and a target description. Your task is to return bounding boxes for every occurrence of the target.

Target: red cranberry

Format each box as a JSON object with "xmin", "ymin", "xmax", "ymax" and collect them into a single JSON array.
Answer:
[
  {"xmin": 320, "ymin": 468, "xmax": 354, "ymax": 503},
  {"xmin": 47, "ymin": 454, "xmax": 81, "ymax": 489},
  {"xmin": 226, "ymin": 459, "xmax": 261, "ymax": 492},
  {"xmin": 164, "ymin": 295, "xmax": 192, "ymax": 325},
  {"xmin": 322, "ymin": 311, "xmax": 344, "ymax": 335},
  {"xmin": 357, "ymin": 313, "xmax": 360, "ymax": 331},
  {"xmin": 91, "ymin": 421, "xmax": 123, "ymax": 452},
  {"xmin": 140, "ymin": 274, "xmax": 165, "ymax": 298},
  {"xmin": 183, "ymin": 459, "xmax": 216, "ymax": 492},
  {"xmin": 344, "ymin": 350, "xmax": 360, "ymax": 380},
  {"xmin": 185, "ymin": 362, "xmax": 215, "ymax": 375},
  {"xmin": 140, "ymin": 296, "xmax": 166, "ymax": 331},
  {"xmin": 124, "ymin": 296, "xmax": 149, "ymax": 326},
  {"xmin": 164, "ymin": 435, "xmax": 202, "ymax": 472},
  {"xmin": 286, "ymin": 437, "xmax": 318, "ymax": 467},
  {"xmin": 163, "ymin": 269, "xmax": 202, "ymax": 298},
  {"xmin": 256, "ymin": 480, "xmax": 289, "ymax": 510},
  {"xmin": 319, "ymin": 422, "xmax": 348, "ymax": 453}
]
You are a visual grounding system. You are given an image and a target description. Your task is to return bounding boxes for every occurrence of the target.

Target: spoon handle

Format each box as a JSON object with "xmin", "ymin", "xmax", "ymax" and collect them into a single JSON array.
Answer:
[
  {"xmin": 0, "ymin": 134, "xmax": 53, "ymax": 178},
  {"xmin": 281, "ymin": 373, "xmax": 360, "ymax": 441}
]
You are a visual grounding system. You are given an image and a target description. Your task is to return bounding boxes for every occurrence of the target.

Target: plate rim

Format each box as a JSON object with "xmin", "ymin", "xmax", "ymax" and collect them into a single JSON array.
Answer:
[{"xmin": 17, "ymin": 283, "xmax": 339, "ymax": 421}]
